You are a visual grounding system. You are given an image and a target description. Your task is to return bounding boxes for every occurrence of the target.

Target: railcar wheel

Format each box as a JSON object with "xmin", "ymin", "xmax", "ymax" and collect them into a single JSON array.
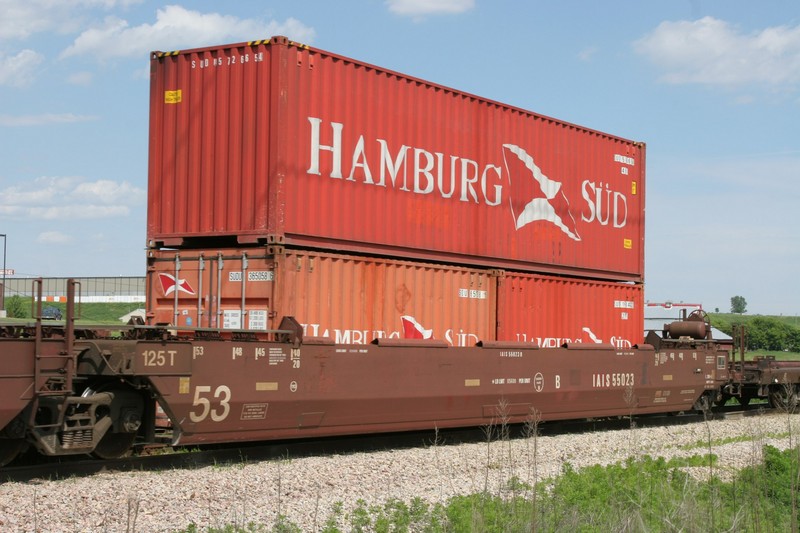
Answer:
[
  {"xmin": 736, "ymin": 395, "xmax": 751, "ymax": 407},
  {"xmin": 714, "ymin": 393, "xmax": 731, "ymax": 407},
  {"xmin": 0, "ymin": 438, "xmax": 25, "ymax": 467},
  {"xmin": 92, "ymin": 432, "xmax": 137, "ymax": 459},
  {"xmin": 693, "ymin": 393, "xmax": 712, "ymax": 413},
  {"xmin": 82, "ymin": 383, "xmax": 144, "ymax": 459},
  {"xmin": 768, "ymin": 386, "xmax": 799, "ymax": 412}
]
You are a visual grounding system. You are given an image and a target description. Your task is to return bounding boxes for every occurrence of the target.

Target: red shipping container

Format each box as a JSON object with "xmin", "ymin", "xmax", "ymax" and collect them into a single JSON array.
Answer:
[
  {"xmin": 147, "ymin": 248, "xmax": 644, "ymax": 347},
  {"xmin": 147, "ymin": 248, "xmax": 497, "ymax": 346},
  {"xmin": 148, "ymin": 37, "xmax": 645, "ymax": 281},
  {"xmin": 496, "ymin": 272, "xmax": 643, "ymax": 348}
]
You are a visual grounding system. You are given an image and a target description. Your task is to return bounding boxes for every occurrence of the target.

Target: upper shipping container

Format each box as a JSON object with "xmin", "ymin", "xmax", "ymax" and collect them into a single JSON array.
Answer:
[{"xmin": 148, "ymin": 37, "xmax": 645, "ymax": 281}]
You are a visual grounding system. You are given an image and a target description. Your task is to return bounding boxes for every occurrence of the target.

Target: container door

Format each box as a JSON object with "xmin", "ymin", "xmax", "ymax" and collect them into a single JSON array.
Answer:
[{"xmin": 147, "ymin": 249, "xmax": 276, "ymax": 331}]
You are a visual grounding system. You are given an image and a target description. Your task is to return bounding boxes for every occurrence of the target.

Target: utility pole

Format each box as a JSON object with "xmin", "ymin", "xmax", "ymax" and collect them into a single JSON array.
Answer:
[{"xmin": 0, "ymin": 233, "xmax": 6, "ymax": 315}]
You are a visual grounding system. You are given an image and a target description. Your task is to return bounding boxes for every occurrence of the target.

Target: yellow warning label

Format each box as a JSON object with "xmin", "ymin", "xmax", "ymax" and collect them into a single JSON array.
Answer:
[
  {"xmin": 165, "ymin": 90, "xmax": 182, "ymax": 104},
  {"xmin": 179, "ymin": 377, "xmax": 190, "ymax": 394},
  {"xmin": 631, "ymin": 181, "xmax": 637, "ymax": 195},
  {"xmin": 464, "ymin": 379, "xmax": 481, "ymax": 387},
  {"xmin": 256, "ymin": 381, "xmax": 279, "ymax": 391},
  {"xmin": 623, "ymin": 239, "xmax": 632, "ymax": 249}
]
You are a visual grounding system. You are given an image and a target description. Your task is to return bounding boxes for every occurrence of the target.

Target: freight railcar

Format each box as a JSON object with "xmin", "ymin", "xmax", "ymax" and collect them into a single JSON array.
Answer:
[
  {"xmin": 1, "ymin": 279, "xmax": 798, "ymax": 467},
  {"xmin": 3, "ymin": 37, "xmax": 798, "ymax": 468}
]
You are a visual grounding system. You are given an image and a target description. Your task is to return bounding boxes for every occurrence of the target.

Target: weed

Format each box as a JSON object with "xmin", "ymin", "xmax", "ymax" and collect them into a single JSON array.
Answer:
[{"xmin": 178, "ymin": 444, "xmax": 800, "ymax": 532}]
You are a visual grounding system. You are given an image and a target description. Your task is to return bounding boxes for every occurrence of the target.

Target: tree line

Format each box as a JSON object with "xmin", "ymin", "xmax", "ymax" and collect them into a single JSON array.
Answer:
[{"xmin": 714, "ymin": 316, "xmax": 800, "ymax": 353}]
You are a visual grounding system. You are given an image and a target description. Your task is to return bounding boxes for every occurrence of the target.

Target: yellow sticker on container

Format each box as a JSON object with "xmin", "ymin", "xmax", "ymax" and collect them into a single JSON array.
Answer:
[
  {"xmin": 631, "ymin": 181, "xmax": 637, "ymax": 195},
  {"xmin": 464, "ymin": 379, "xmax": 481, "ymax": 387},
  {"xmin": 179, "ymin": 377, "xmax": 190, "ymax": 394},
  {"xmin": 623, "ymin": 239, "xmax": 632, "ymax": 249},
  {"xmin": 164, "ymin": 89, "xmax": 182, "ymax": 104},
  {"xmin": 256, "ymin": 381, "xmax": 279, "ymax": 391}
]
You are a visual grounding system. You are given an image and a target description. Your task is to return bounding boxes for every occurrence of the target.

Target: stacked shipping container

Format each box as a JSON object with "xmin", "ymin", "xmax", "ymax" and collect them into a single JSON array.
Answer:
[
  {"xmin": 147, "ymin": 37, "xmax": 645, "ymax": 347},
  {"xmin": 147, "ymin": 249, "xmax": 643, "ymax": 348}
]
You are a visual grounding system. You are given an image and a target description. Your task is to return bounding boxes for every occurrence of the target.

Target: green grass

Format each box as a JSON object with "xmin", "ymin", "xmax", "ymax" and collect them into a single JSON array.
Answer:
[
  {"xmin": 680, "ymin": 432, "xmax": 790, "ymax": 451},
  {"xmin": 3, "ymin": 297, "xmax": 142, "ymax": 325},
  {"xmin": 742, "ymin": 350, "xmax": 800, "ymax": 361}
]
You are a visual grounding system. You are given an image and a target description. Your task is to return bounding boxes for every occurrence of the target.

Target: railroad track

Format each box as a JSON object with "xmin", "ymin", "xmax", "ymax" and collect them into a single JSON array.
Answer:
[{"xmin": 1, "ymin": 404, "xmax": 778, "ymax": 484}]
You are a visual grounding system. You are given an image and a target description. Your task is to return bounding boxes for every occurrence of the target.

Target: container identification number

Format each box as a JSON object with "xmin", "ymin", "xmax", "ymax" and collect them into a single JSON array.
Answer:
[
  {"xmin": 458, "ymin": 288, "xmax": 487, "ymax": 299},
  {"xmin": 191, "ymin": 52, "xmax": 264, "ymax": 69},
  {"xmin": 228, "ymin": 271, "xmax": 274, "ymax": 282}
]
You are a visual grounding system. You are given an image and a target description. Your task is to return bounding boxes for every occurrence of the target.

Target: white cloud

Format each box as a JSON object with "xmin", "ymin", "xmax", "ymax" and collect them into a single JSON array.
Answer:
[
  {"xmin": 0, "ymin": 0, "xmax": 57, "ymax": 40},
  {"xmin": 67, "ymin": 71, "xmax": 94, "ymax": 86},
  {"xmin": 578, "ymin": 46, "xmax": 598, "ymax": 62},
  {"xmin": 0, "ymin": 0, "xmax": 144, "ymax": 40},
  {"xmin": 0, "ymin": 176, "xmax": 144, "ymax": 220},
  {"xmin": 37, "ymin": 231, "xmax": 74, "ymax": 245},
  {"xmin": 71, "ymin": 179, "xmax": 142, "ymax": 204},
  {"xmin": 635, "ymin": 17, "xmax": 800, "ymax": 88},
  {"xmin": 0, "ymin": 49, "xmax": 44, "ymax": 87},
  {"xmin": 386, "ymin": 0, "xmax": 475, "ymax": 16},
  {"xmin": 61, "ymin": 5, "xmax": 315, "ymax": 60},
  {"xmin": 0, "ymin": 0, "xmax": 131, "ymax": 85},
  {"xmin": 0, "ymin": 113, "xmax": 98, "ymax": 126}
]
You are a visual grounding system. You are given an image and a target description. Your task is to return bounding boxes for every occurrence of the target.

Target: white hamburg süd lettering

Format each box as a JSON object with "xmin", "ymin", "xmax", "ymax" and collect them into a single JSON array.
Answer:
[
  {"xmin": 307, "ymin": 117, "xmax": 634, "ymax": 235},
  {"xmin": 581, "ymin": 180, "xmax": 628, "ymax": 228},
  {"xmin": 307, "ymin": 117, "xmax": 502, "ymax": 206},
  {"xmin": 445, "ymin": 329, "xmax": 480, "ymax": 347}
]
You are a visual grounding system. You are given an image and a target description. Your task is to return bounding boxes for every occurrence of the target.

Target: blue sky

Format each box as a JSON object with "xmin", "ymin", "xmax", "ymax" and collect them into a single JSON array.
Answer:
[{"xmin": 0, "ymin": 0, "xmax": 798, "ymax": 315}]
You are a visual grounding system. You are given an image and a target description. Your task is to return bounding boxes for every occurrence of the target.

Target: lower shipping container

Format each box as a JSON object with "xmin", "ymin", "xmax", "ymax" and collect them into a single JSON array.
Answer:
[
  {"xmin": 148, "ymin": 249, "xmax": 496, "ymax": 346},
  {"xmin": 497, "ymin": 273, "xmax": 643, "ymax": 348},
  {"xmin": 147, "ymin": 248, "xmax": 642, "ymax": 347}
]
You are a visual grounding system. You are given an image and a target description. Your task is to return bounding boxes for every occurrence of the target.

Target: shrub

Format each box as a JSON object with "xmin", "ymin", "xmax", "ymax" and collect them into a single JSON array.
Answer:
[{"xmin": 6, "ymin": 294, "xmax": 27, "ymax": 318}]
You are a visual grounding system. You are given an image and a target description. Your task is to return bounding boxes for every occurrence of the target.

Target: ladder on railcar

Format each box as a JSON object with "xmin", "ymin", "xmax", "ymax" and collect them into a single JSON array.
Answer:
[{"xmin": 27, "ymin": 279, "xmax": 77, "ymax": 429}]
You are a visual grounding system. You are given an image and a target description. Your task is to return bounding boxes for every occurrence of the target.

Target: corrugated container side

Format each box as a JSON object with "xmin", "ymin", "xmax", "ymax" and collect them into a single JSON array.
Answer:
[
  {"xmin": 273, "ymin": 251, "xmax": 496, "ymax": 345},
  {"xmin": 147, "ymin": 248, "xmax": 497, "ymax": 346},
  {"xmin": 148, "ymin": 37, "xmax": 645, "ymax": 281},
  {"xmin": 496, "ymin": 272, "xmax": 644, "ymax": 348},
  {"xmin": 147, "ymin": 247, "xmax": 644, "ymax": 347}
]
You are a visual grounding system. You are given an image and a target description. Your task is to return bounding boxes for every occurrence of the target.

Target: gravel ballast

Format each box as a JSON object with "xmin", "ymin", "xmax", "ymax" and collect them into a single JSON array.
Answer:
[{"xmin": 1, "ymin": 413, "xmax": 798, "ymax": 532}]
